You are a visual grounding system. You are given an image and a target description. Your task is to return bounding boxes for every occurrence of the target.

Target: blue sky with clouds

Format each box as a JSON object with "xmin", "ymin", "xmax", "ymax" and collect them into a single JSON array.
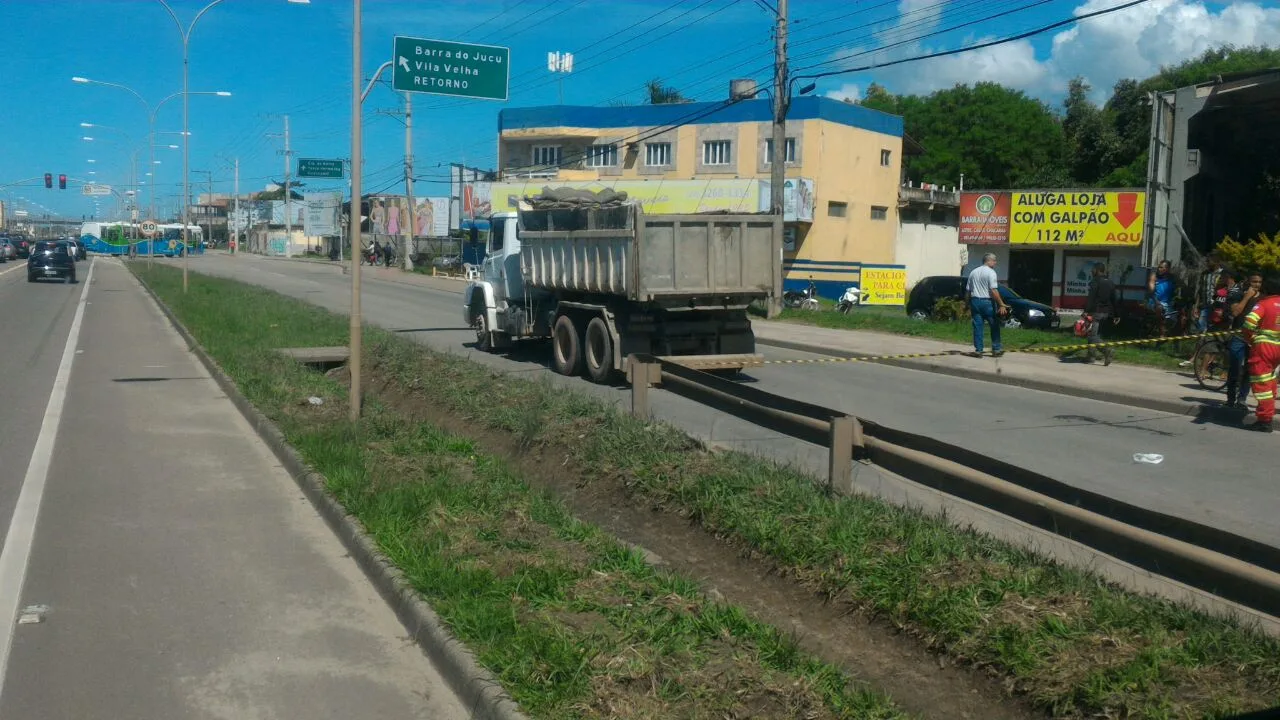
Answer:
[{"xmin": 0, "ymin": 0, "xmax": 1271, "ymax": 219}]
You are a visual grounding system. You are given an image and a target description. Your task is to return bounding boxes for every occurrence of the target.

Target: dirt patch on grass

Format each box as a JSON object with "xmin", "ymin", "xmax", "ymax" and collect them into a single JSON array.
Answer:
[{"xmin": 348, "ymin": 361, "xmax": 1040, "ymax": 720}]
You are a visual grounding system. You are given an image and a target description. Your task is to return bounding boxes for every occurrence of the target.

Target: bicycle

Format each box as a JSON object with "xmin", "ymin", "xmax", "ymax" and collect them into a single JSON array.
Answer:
[{"xmin": 1191, "ymin": 334, "xmax": 1229, "ymax": 392}]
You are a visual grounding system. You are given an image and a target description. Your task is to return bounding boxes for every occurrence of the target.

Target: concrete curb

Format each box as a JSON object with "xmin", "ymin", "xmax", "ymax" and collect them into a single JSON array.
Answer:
[
  {"xmin": 129, "ymin": 269, "xmax": 528, "ymax": 720},
  {"xmin": 755, "ymin": 335, "xmax": 1257, "ymax": 425}
]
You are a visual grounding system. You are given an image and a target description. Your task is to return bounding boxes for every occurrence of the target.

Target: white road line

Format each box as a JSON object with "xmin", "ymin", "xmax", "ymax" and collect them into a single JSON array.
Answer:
[
  {"xmin": 0, "ymin": 264, "xmax": 24, "ymax": 278},
  {"xmin": 0, "ymin": 258, "xmax": 97, "ymax": 698}
]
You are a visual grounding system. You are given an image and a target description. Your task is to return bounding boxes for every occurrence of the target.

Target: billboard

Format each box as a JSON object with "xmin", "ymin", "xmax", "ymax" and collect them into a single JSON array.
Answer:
[
  {"xmin": 1008, "ymin": 191, "xmax": 1145, "ymax": 246},
  {"xmin": 959, "ymin": 192, "xmax": 1011, "ymax": 244},
  {"xmin": 368, "ymin": 196, "xmax": 451, "ymax": 238},
  {"xmin": 474, "ymin": 178, "xmax": 816, "ymax": 217},
  {"xmin": 303, "ymin": 193, "xmax": 341, "ymax": 237},
  {"xmin": 859, "ymin": 264, "xmax": 908, "ymax": 306}
]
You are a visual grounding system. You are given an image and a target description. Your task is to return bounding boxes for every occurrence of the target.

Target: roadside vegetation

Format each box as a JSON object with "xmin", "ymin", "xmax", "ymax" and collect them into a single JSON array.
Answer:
[
  {"xmin": 133, "ymin": 262, "xmax": 1280, "ymax": 719},
  {"xmin": 755, "ymin": 302, "xmax": 1196, "ymax": 371}
]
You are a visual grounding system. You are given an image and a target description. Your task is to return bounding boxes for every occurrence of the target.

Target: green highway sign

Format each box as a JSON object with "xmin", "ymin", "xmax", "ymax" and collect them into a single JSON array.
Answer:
[
  {"xmin": 298, "ymin": 158, "xmax": 345, "ymax": 179},
  {"xmin": 392, "ymin": 36, "xmax": 510, "ymax": 101}
]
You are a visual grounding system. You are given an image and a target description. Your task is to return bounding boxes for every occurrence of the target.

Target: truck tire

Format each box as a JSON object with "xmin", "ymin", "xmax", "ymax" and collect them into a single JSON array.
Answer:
[
  {"xmin": 552, "ymin": 314, "xmax": 583, "ymax": 377},
  {"xmin": 584, "ymin": 316, "xmax": 615, "ymax": 384},
  {"xmin": 472, "ymin": 310, "xmax": 494, "ymax": 353}
]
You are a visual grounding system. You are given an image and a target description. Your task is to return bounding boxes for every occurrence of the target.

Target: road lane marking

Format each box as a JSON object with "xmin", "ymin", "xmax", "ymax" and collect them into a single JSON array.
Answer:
[
  {"xmin": 0, "ymin": 264, "xmax": 24, "ymax": 278},
  {"xmin": 0, "ymin": 258, "xmax": 97, "ymax": 698}
]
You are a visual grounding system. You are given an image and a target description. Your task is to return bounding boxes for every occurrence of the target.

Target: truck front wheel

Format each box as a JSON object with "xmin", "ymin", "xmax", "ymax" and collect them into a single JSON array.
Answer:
[
  {"xmin": 552, "ymin": 315, "xmax": 583, "ymax": 377},
  {"xmin": 584, "ymin": 316, "xmax": 615, "ymax": 384}
]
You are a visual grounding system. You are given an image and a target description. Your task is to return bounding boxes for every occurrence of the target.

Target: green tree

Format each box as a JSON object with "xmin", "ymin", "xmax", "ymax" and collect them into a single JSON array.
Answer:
[
  {"xmin": 873, "ymin": 82, "xmax": 1067, "ymax": 189},
  {"xmin": 1062, "ymin": 77, "xmax": 1121, "ymax": 185},
  {"xmin": 646, "ymin": 79, "xmax": 690, "ymax": 104}
]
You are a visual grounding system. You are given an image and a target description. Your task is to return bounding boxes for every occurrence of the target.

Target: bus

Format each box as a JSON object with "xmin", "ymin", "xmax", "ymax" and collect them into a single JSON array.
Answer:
[{"xmin": 80, "ymin": 221, "xmax": 204, "ymax": 257}]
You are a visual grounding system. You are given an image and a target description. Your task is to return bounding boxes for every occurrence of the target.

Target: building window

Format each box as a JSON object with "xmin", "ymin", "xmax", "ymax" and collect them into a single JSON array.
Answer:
[
  {"xmin": 827, "ymin": 201, "xmax": 847, "ymax": 218},
  {"xmin": 702, "ymin": 140, "xmax": 732, "ymax": 166},
  {"xmin": 765, "ymin": 137, "xmax": 797, "ymax": 164},
  {"xmin": 900, "ymin": 207, "xmax": 920, "ymax": 222},
  {"xmin": 645, "ymin": 142, "xmax": 672, "ymax": 167},
  {"xmin": 870, "ymin": 205, "xmax": 888, "ymax": 221},
  {"xmin": 586, "ymin": 143, "xmax": 618, "ymax": 168},
  {"xmin": 929, "ymin": 209, "xmax": 950, "ymax": 224},
  {"xmin": 880, "ymin": 149, "xmax": 892, "ymax": 167},
  {"xmin": 531, "ymin": 145, "xmax": 562, "ymax": 167}
]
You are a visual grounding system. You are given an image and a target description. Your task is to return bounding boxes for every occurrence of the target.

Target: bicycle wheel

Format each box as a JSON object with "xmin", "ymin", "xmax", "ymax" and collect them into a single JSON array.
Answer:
[{"xmin": 1193, "ymin": 340, "xmax": 1229, "ymax": 392}]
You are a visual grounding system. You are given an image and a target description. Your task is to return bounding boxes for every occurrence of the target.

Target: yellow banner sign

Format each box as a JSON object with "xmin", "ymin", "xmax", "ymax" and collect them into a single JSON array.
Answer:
[
  {"xmin": 485, "ymin": 179, "xmax": 761, "ymax": 215},
  {"xmin": 860, "ymin": 265, "xmax": 907, "ymax": 306},
  {"xmin": 1009, "ymin": 191, "xmax": 1145, "ymax": 246}
]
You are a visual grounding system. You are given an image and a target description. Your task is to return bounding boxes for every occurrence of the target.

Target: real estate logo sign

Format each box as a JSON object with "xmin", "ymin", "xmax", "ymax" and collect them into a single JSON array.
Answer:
[{"xmin": 959, "ymin": 192, "xmax": 1011, "ymax": 245}]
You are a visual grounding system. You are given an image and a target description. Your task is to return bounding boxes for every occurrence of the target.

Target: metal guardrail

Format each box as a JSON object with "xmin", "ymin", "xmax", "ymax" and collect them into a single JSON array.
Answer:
[{"xmin": 626, "ymin": 353, "xmax": 1280, "ymax": 619}]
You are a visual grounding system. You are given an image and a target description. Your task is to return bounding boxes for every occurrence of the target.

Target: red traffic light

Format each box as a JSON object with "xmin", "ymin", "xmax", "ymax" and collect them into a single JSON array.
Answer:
[
  {"xmin": 44, "ymin": 173, "xmax": 52, "ymax": 189},
  {"xmin": 58, "ymin": 174, "xmax": 67, "ymax": 190}
]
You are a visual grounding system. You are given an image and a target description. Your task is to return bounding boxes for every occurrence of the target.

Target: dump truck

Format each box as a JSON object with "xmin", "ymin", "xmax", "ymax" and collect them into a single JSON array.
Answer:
[{"xmin": 462, "ymin": 187, "xmax": 782, "ymax": 382}]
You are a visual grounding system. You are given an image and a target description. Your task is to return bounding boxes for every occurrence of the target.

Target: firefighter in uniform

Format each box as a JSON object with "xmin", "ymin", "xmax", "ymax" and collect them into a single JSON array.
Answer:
[{"xmin": 1243, "ymin": 275, "xmax": 1280, "ymax": 433}]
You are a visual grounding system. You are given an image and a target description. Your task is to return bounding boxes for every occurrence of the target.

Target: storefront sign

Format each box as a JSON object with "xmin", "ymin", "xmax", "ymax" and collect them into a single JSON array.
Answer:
[
  {"xmin": 473, "ymin": 178, "xmax": 817, "ymax": 218},
  {"xmin": 860, "ymin": 264, "xmax": 907, "ymax": 306},
  {"xmin": 959, "ymin": 192, "xmax": 1011, "ymax": 244},
  {"xmin": 1010, "ymin": 191, "xmax": 1145, "ymax": 246}
]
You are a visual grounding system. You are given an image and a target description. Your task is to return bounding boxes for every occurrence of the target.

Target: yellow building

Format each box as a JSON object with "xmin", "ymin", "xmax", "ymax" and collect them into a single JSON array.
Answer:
[{"xmin": 490, "ymin": 90, "xmax": 907, "ymax": 299}]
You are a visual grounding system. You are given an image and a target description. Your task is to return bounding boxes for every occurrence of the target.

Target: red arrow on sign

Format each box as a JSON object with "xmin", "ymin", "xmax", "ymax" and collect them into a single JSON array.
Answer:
[{"xmin": 1114, "ymin": 192, "xmax": 1142, "ymax": 229}]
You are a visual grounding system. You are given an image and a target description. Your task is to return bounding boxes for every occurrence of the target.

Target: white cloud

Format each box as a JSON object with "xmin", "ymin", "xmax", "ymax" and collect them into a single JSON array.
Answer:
[
  {"xmin": 820, "ymin": 0, "xmax": 1280, "ymax": 102},
  {"xmin": 826, "ymin": 83, "xmax": 862, "ymax": 102}
]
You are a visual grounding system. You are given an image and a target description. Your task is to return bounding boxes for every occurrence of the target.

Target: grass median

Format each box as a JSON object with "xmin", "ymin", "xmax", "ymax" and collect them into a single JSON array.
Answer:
[
  {"xmin": 127, "ymin": 264, "xmax": 908, "ymax": 719},
  {"xmin": 764, "ymin": 305, "xmax": 1193, "ymax": 371},
  {"xmin": 132, "ymin": 263, "xmax": 1280, "ymax": 720}
]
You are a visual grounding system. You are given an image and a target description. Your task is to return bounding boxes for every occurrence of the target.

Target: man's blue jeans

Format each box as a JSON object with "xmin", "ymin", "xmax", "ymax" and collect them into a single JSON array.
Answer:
[
  {"xmin": 1227, "ymin": 335, "xmax": 1251, "ymax": 403},
  {"xmin": 970, "ymin": 298, "xmax": 1002, "ymax": 353}
]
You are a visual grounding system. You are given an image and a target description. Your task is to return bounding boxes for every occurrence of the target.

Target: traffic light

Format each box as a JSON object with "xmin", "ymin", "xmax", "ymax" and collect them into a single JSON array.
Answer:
[
  {"xmin": 44, "ymin": 173, "xmax": 52, "ymax": 189},
  {"xmin": 58, "ymin": 174, "xmax": 67, "ymax": 190}
]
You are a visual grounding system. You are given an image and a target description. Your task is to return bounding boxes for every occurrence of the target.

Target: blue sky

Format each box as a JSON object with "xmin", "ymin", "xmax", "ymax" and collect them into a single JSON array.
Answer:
[{"xmin": 0, "ymin": 0, "xmax": 1269, "ymax": 220}]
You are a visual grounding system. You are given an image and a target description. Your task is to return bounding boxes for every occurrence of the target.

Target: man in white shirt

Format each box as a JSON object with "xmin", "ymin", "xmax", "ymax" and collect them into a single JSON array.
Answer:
[{"xmin": 967, "ymin": 253, "xmax": 1011, "ymax": 357}]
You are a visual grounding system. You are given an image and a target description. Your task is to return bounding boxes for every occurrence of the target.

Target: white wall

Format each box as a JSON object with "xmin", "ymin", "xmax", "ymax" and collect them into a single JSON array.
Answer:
[{"xmin": 896, "ymin": 220, "xmax": 966, "ymax": 287}]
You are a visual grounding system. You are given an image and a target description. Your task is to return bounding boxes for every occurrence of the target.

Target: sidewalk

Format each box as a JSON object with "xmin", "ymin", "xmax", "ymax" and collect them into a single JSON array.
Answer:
[
  {"xmin": 0, "ymin": 258, "xmax": 467, "ymax": 718},
  {"xmin": 753, "ymin": 320, "xmax": 1252, "ymax": 421}
]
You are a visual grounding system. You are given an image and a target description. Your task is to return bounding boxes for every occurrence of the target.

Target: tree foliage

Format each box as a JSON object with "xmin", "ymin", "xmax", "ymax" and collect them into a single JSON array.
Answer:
[
  {"xmin": 646, "ymin": 79, "xmax": 690, "ymax": 104},
  {"xmin": 857, "ymin": 44, "xmax": 1280, "ymax": 197},
  {"xmin": 1217, "ymin": 233, "xmax": 1280, "ymax": 274}
]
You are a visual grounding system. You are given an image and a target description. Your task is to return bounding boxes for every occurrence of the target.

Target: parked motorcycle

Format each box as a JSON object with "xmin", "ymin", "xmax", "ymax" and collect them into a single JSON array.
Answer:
[
  {"xmin": 835, "ymin": 286, "xmax": 865, "ymax": 314},
  {"xmin": 782, "ymin": 278, "xmax": 821, "ymax": 311}
]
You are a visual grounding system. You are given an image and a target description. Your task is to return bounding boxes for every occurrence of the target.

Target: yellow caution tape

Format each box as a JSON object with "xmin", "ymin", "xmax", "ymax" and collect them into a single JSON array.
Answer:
[{"xmin": 762, "ymin": 330, "xmax": 1238, "ymax": 366}]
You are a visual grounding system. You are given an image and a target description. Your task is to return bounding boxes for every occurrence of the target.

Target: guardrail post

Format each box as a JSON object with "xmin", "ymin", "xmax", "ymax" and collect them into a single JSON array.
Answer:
[
  {"xmin": 828, "ymin": 415, "xmax": 856, "ymax": 494},
  {"xmin": 627, "ymin": 355, "xmax": 660, "ymax": 420}
]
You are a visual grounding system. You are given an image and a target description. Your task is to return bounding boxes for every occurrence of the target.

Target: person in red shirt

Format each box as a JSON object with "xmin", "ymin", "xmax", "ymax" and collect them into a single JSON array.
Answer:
[{"xmin": 1243, "ymin": 274, "xmax": 1280, "ymax": 433}]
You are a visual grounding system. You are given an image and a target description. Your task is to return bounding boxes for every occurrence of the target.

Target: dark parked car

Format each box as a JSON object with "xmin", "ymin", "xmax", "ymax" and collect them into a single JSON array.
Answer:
[
  {"xmin": 28, "ymin": 240, "xmax": 77, "ymax": 283},
  {"xmin": 906, "ymin": 275, "xmax": 1060, "ymax": 330},
  {"xmin": 11, "ymin": 236, "xmax": 33, "ymax": 258}
]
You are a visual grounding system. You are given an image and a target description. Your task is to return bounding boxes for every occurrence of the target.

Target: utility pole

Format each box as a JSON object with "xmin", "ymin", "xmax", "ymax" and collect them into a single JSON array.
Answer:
[
  {"xmin": 349, "ymin": 0, "xmax": 364, "ymax": 422},
  {"xmin": 283, "ymin": 115, "xmax": 293, "ymax": 256},
  {"xmin": 402, "ymin": 91, "xmax": 415, "ymax": 271},
  {"xmin": 233, "ymin": 157, "xmax": 240, "ymax": 254},
  {"xmin": 769, "ymin": 0, "xmax": 789, "ymax": 318}
]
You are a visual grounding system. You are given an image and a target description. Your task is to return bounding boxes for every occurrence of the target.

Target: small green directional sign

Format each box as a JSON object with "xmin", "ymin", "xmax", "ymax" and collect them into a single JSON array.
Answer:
[
  {"xmin": 297, "ymin": 158, "xmax": 345, "ymax": 179},
  {"xmin": 392, "ymin": 36, "xmax": 510, "ymax": 101}
]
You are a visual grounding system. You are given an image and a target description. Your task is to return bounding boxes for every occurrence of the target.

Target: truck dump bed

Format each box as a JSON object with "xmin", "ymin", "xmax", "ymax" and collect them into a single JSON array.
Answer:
[{"xmin": 519, "ymin": 203, "xmax": 781, "ymax": 306}]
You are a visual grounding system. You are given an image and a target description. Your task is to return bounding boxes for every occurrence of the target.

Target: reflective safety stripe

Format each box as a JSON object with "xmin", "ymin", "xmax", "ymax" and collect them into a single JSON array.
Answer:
[
  {"xmin": 1251, "ymin": 373, "xmax": 1276, "ymax": 383},
  {"xmin": 1251, "ymin": 337, "xmax": 1280, "ymax": 347},
  {"xmin": 1255, "ymin": 391, "xmax": 1275, "ymax": 401}
]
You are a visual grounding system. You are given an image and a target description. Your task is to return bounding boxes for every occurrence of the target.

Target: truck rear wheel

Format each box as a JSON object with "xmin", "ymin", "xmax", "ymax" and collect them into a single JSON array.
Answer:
[
  {"xmin": 584, "ymin": 316, "xmax": 615, "ymax": 384},
  {"xmin": 552, "ymin": 315, "xmax": 582, "ymax": 377}
]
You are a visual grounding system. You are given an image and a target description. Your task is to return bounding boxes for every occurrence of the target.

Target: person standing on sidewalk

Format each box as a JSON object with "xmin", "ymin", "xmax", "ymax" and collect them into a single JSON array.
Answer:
[
  {"xmin": 1242, "ymin": 274, "xmax": 1280, "ymax": 433},
  {"xmin": 967, "ymin": 253, "xmax": 1009, "ymax": 358},
  {"xmin": 1226, "ymin": 271, "xmax": 1263, "ymax": 408},
  {"xmin": 1194, "ymin": 253, "xmax": 1224, "ymax": 333},
  {"xmin": 1146, "ymin": 260, "xmax": 1178, "ymax": 337},
  {"xmin": 1084, "ymin": 263, "xmax": 1117, "ymax": 365}
]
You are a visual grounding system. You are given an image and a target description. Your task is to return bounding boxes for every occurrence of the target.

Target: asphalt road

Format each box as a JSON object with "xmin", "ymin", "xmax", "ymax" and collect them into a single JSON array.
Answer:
[
  {"xmin": 0, "ymin": 258, "xmax": 466, "ymax": 718},
  {"xmin": 184, "ymin": 254, "xmax": 1278, "ymax": 550}
]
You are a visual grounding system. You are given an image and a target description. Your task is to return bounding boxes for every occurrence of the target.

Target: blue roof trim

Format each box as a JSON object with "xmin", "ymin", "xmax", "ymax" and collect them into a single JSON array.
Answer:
[{"xmin": 499, "ymin": 96, "xmax": 902, "ymax": 138}]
